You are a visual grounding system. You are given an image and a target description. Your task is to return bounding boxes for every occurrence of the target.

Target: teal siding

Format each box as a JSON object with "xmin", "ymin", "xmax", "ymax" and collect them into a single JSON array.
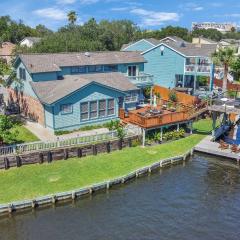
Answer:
[
  {"xmin": 32, "ymin": 72, "xmax": 58, "ymax": 81},
  {"xmin": 143, "ymin": 45, "xmax": 185, "ymax": 88},
  {"xmin": 123, "ymin": 40, "xmax": 154, "ymax": 52},
  {"xmin": 14, "ymin": 62, "xmax": 37, "ymax": 98},
  {"xmin": 44, "ymin": 105, "xmax": 54, "ymax": 129},
  {"xmin": 51, "ymin": 83, "xmax": 125, "ymax": 131}
]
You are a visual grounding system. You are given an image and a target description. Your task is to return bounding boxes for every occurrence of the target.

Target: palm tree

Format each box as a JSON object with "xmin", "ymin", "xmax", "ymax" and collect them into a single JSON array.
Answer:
[
  {"xmin": 67, "ymin": 11, "xmax": 77, "ymax": 25},
  {"xmin": 212, "ymin": 47, "xmax": 235, "ymax": 95}
]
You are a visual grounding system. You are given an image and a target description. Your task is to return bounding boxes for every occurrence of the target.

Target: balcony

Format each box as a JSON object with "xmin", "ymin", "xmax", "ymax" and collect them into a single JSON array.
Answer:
[
  {"xmin": 185, "ymin": 64, "xmax": 211, "ymax": 73},
  {"xmin": 127, "ymin": 73, "xmax": 154, "ymax": 87},
  {"xmin": 124, "ymin": 96, "xmax": 138, "ymax": 103}
]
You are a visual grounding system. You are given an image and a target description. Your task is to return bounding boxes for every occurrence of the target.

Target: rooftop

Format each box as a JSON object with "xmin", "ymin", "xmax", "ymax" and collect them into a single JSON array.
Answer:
[
  {"xmin": 30, "ymin": 72, "xmax": 138, "ymax": 104},
  {"xmin": 18, "ymin": 51, "xmax": 146, "ymax": 73}
]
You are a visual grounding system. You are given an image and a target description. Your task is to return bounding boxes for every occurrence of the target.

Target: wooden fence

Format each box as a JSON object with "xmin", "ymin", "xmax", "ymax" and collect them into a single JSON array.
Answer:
[
  {"xmin": 0, "ymin": 135, "xmax": 140, "ymax": 170},
  {"xmin": 153, "ymin": 85, "xmax": 197, "ymax": 105},
  {"xmin": 0, "ymin": 126, "xmax": 141, "ymax": 157},
  {"xmin": 213, "ymin": 79, "xmax": 240, "ymax": 91}
]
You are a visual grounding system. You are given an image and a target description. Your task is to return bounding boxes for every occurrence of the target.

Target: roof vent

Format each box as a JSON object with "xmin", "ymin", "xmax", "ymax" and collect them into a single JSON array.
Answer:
[{"xmin": 84, "ymin": 52, "xmax": 90, "ymax": 57}]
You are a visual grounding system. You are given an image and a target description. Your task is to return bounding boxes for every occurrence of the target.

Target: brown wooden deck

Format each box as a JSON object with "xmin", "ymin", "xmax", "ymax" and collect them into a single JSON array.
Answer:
[{"xmin": 120, "ymin": 101, "xmax": 207, "ymax": 129}]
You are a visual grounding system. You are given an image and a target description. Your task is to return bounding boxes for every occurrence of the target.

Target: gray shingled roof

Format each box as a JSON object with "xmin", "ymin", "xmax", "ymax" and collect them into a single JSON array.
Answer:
[
  {"xmin": 162, "ymin": 41, "xmax": 217, "ymax": 57},
  {"xmin": 19, "ymin": 51, "xmax": 146, "ymax": 73},
  {"xmin": 30, "ymin": 72, "xmax": 137, "ymax": 104}
]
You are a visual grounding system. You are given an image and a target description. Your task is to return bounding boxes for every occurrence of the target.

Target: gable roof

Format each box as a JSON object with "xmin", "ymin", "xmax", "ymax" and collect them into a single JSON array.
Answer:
[
  {"xmin": 18, "ymin": 51, "xmax": 146, "ymax": 73},
  {"xmin": 121, "ymin": 38, "xmax": 159, "ymax": 50},
  {"xmin": 30, "ymin": 72, "xmax": 137, "ymax": 104},
  {"xmin": 160, "ymin": 36, "xmax": 187, "ymax": 43}
]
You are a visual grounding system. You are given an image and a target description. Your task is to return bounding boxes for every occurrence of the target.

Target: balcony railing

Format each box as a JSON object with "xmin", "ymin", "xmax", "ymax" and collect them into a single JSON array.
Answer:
[
  {"xmin": 124, "ymin": 96, "xmax": 138, "ymax": 103},
  {"xmin": 127, "ymin": 73, "xmax": 154, "ymax": 86},
  {"xmin": 185, "ymin": 64, "xmax": 211, "ymax": 73}
]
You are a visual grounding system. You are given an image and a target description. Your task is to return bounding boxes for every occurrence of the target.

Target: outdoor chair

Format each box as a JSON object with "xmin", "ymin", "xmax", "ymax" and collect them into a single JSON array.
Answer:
[
  {"xmin": 230, "ymin": 144, "xmax": 240, "ymax": 153},
  {"xmin": 218, "ymin": 140, "xmax": 229, "ymax": 150}
]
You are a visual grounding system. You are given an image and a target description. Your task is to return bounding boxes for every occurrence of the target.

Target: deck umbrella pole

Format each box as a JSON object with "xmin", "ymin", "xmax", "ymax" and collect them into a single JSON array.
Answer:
[
  {"xmin": 150, "ymin": 87, "xmax": 153, "ymax": 106},
  {"xmin": 160, "ymin": 127, "xmax": 163, "ymax": 142}
]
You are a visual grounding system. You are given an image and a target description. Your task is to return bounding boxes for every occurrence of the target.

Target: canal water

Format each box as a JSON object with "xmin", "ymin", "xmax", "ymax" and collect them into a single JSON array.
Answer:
[{"xmin": 0, "ymin": 154, "xmax": 240, "ymax": 240}]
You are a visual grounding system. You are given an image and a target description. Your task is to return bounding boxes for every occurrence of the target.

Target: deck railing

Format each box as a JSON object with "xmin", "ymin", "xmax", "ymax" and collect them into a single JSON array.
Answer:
[
  {"xmin": 0, "ymin": 128, "xmax": 139, "ymax": 156},
  {"xmin": 127, "ymin": 73, "xmax": 154, "ymax": 86}
]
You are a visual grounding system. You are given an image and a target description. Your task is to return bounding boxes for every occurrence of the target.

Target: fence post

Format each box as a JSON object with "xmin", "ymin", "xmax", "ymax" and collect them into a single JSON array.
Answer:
[{"xmin": 77, "ymin": 148, "xmax": 82, "ymax": 158}]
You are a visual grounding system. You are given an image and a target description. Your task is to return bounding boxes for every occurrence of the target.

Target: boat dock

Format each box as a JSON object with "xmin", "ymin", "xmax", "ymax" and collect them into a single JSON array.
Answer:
[{"xmin": 194, "ymin": 136, "xmax": 240, "ymax": 163}]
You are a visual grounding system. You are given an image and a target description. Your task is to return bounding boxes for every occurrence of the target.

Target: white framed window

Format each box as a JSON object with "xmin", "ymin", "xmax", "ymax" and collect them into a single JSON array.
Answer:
[
  {"xmin": 80, "ymin": 102, "xmax": 89, "ymax": 120},
  {"xmin": 19, "ymin": 68, "xmax": 26, "ymax": 80},
  {"xmin": 128, "ymin": 66, "xmax": 137, "ymax": 76},
  {"xmin": 99, "ymin": 100, "xmax": 106, "ymax": 117},
  {"xmin": 107, "ymin": 99, "xmax": 115, "ymax": 116},
  {"xmin": 90, "ymin": 101, "xmax": 98, "ymax": 119},
  {"xmin": 60, "ymin": 104, "xmax": 73, "ymax": 114}
]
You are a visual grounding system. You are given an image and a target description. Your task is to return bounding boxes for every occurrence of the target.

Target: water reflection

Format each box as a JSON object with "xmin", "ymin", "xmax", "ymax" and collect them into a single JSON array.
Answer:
[{"xmin": 0, "ymin": 154, "xmax": 239, "ymax": 240}]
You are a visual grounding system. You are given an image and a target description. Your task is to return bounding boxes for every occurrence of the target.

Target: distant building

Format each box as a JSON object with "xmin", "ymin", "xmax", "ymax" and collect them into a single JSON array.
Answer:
[
  {"xmin": 20, "ymin": 37, "xmax": 41, "ymax": 48},
  {"xmin": 219, "ymin": 39, "xmax": 240, "ymax": 55},
  {"xmin": 0, "ymin": 42, "xmax": 15, "ymax": 64},
  {"xmin": 192, "ymin": 22, "xmax": 236, "ymax": 33}
]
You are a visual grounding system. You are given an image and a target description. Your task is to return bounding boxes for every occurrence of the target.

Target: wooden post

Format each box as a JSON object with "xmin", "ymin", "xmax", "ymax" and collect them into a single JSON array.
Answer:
[
  {"xmin": 64, "ymin": 149, "xmax": 68, "ymax": 160},
  {"xmin": 16, "ymin": 155, "xmax": 21, "ymax": 167},
  {"xmin": 47, "ymin": 151, "xmax": 52, "ymax": 163},
  {"xmin": 39, "ymin": 153, "xmax": 44, "ymax": 164},
  {"xmin": 142, "ymin": 129, "xmax": 146, "ymax": 147},
  {"xmin": 77, "ymin": 148, "xmax": 82, "ymax": 158},
  {"xmin": 4, "ymin": 157, "xmax": 9, "ymax": 170},
  {"xmin": 106, "ymin": 141, "xmax": 111, "ymax": 153},
  {"xmin": 128, "ymin": 138, "xmax": 132, "ymax": 147},
  {"xmin": 177, "ymin": 124, "xmax": 180, "ymax": 132},
  {"xmin": 160, "ymin": 127, "xmax": 163, "ymax": 142},
  {"xmin": 93, "ymin": 145, "xmax": 97, "ymax": 155},
  {"xmin": 212, "ymin": 112, "xmax": 217, "ymax": 138}
]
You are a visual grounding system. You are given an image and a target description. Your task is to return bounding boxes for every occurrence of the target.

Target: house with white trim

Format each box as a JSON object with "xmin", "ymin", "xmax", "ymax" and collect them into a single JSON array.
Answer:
[{"xmin": 121, "ymin": 36, "xmax": 217, "ymax": 92}]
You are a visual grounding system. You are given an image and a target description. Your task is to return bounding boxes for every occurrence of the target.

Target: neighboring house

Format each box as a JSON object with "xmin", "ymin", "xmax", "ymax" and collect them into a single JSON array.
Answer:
[
  {"xmin": 9, "ymin": 51, "xmax": 153, "ymax": 131},
  {"xmin": 0, "ymin": 42, "xmax": 15, "ymax": 64},
  {"xmin": 219, "ymin": 39, "xmax": 240, "ymax": 55},
  {"xmin": 20, "ymin": 37, "xmax": 41, "ymax": 48},
  {"xmin": 121, "ymin": 36, "xmax": 217, "ymax": 91},
  {"xmin": 192, "ymin": 37, "xmax": 217, "ymax": 45}
]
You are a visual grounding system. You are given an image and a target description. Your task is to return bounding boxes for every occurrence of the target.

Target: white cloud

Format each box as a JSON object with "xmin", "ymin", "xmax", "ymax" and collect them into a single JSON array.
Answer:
[
  {"xmin": 224, "ymin": 13, "xmax": 240, "ymax": 18},
  {"xmin": 33, "ymin": 7, "xmax": 67, "ymax": 21},
  {"xmin": 181, "ymin": 2, "xmax": 204, "ymax": 11},
  {"xmin": 111, "ymin": 7, "xmax": 129, "ymax": 11},
  {"xmin": 57, "ymin": 0, "xmax": 76, "ymax": 4},
  {"xmin": 130, "ymin": 8, "xmax": 180, "ymax": 27},
  {"xmin": 79, "ymin": 0, "xmax": 100, "ymax": 4}
]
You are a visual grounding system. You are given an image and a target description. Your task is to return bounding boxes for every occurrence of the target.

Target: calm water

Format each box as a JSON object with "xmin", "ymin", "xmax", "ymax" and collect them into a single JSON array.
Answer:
[{"xmin": 0, "ymin": 154, "xmax": 240, "ymax": 240}]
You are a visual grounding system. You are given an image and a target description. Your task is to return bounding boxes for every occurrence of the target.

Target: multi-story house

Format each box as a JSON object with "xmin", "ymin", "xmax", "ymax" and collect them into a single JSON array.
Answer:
[
  {"xmin": 10, "ymin": 51, "xmax": 153, "ymax": 131},
  {"xmin": 121, "ymin": 36, "xmax": 217, "ymax": 92}
]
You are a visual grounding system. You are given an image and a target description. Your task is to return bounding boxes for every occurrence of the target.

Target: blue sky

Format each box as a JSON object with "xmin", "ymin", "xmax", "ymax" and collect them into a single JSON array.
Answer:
[{"xmin": 1, "ymin": 0, "xmax": 240, "ymax": 30}]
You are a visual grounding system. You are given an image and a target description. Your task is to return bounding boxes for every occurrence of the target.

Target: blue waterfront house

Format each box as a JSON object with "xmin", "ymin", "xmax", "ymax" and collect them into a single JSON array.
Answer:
[
  {"xmin": 10, "ymin": 51, "xmax": 153, "ymax": 131},
  {"xmin": 122, "ymin": 36, "xmax": 217, "ymax": 92}
]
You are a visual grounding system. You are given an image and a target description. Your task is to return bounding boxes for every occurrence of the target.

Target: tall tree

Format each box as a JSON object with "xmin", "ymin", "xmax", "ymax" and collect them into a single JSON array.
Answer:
[
  {"xmin": 67, "ymin": 11, "xmax": 77, "ymax": 25},
  {"xmin": 212, "ymin": 47, "xmax": 236, "ymax": 95}
]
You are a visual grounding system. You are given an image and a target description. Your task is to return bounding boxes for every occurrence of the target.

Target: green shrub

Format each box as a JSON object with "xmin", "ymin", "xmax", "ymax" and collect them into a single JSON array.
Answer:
[
  {"xmin": 131, "ymin": 139, "xmax": 141, "ymax": 147},
  {"xmin": 169, "ymin": 90, "xmax": 178, "ymax": 102}
]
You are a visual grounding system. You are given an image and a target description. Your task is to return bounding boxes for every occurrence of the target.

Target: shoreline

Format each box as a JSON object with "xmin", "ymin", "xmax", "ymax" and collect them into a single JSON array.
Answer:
[{"xmin": 0, "ymin": 149, "xmax": 194, "ymax": 215}]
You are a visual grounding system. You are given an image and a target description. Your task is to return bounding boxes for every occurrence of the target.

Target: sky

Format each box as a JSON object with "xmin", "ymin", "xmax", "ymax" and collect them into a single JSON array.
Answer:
[{"xmin": 1, "ymin": 0, "xmax": 240, "ymax": 30}]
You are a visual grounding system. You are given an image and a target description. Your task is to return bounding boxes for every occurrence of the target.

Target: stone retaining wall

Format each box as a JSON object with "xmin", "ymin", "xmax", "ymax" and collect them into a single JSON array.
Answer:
[{"xmin": 0, "ymin": 136, "xmax": 139, "ymax": 170}]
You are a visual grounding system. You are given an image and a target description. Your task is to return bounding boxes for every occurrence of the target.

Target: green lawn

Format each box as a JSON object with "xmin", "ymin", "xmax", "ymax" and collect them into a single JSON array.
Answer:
[
  {"xmin": 0, "ymin": 134, "xmax": 205, "ymax": 204},
  {"xmin": 193, "ymin": 118, "xmax": 219, "ymax": 134},
  {"xmin": 10, "ymin": 124, "xmax": 39, "ymax": 144}
]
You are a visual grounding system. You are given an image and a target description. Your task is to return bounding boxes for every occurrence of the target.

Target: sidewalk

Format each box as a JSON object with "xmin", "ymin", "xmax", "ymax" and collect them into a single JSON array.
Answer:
[{"xmin": 24, "ymin": 120, "xmax": 110, "ymax": 142}]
